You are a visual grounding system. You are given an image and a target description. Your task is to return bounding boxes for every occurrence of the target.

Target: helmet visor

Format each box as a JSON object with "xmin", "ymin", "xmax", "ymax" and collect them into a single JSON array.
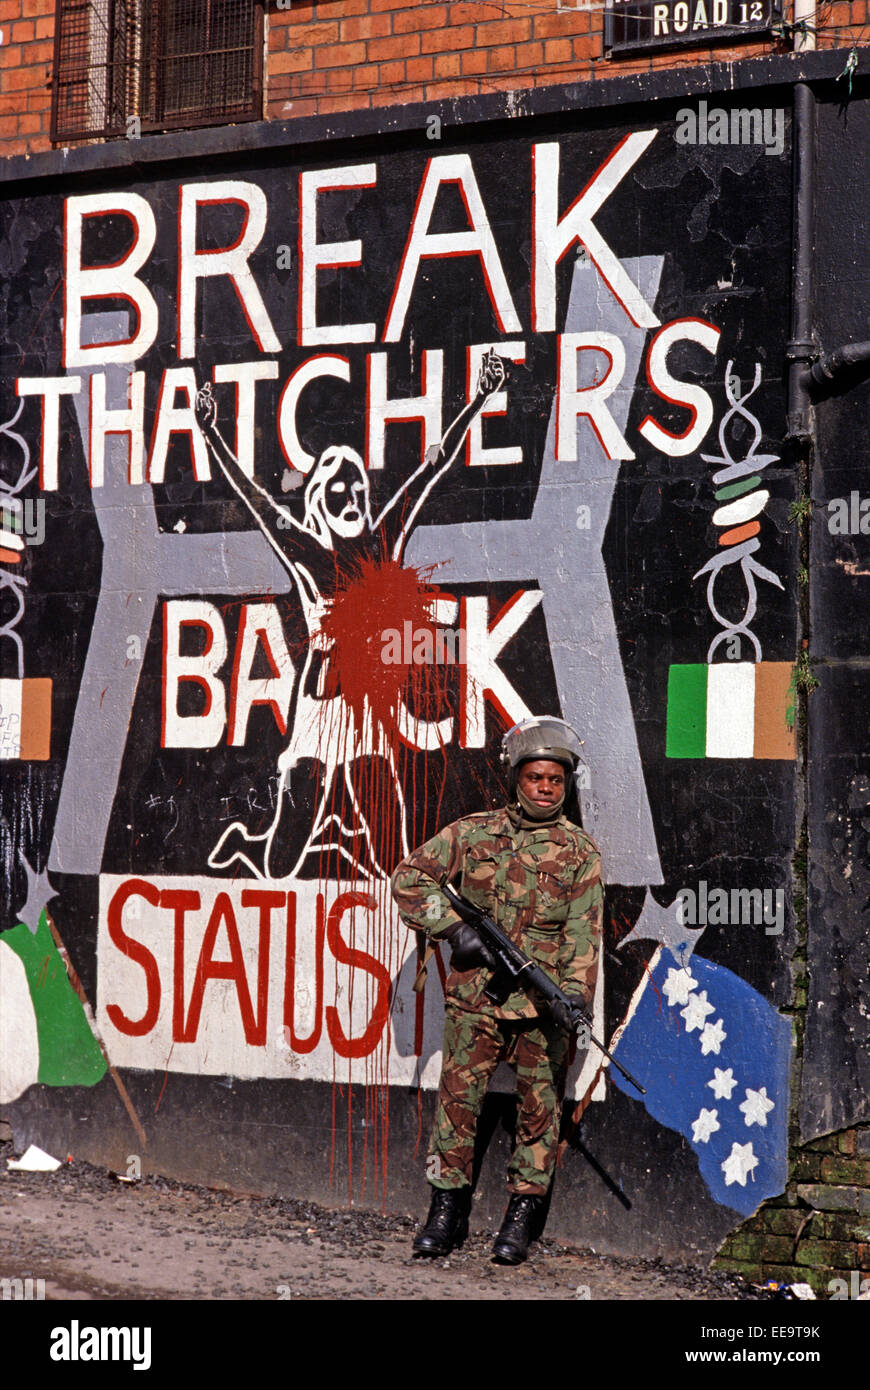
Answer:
[{"xmin": 501, "ymin": 716, "xmax": 585, "ymax": 769}]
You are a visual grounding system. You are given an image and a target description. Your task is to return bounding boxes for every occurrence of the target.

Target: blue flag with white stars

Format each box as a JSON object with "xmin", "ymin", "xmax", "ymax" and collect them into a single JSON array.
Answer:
[{"xmin": 611, "ymin": 953, "xmax": 792, "ymax": 1215}]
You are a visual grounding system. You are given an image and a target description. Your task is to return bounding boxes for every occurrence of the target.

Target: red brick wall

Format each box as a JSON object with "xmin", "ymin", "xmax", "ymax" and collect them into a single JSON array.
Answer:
[
  {"xmin": 0, "ymin": 0, "xmax": 55, "ymax": 156},
  {"xmin": 265, "ymin": 0, "xmax": 867, "ymax": 120},
  {"xmin": 0, "ymin": 1, "xmax": 868, "ymax": 155}
]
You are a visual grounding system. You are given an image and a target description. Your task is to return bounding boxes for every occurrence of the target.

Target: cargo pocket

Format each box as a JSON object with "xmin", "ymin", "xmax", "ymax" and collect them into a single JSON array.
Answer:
[
  {"xmin": 534, "ymin": 869, "xmax": 572, "ymax": 925},
  {"xmin": 460, "ymin": 849, "xmax": 500, "ymax": 912}
]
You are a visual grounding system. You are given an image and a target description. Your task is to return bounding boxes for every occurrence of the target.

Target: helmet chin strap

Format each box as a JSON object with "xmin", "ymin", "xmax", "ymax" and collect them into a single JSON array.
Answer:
[{"xmin": 516, "ymin": 786, "xmax": 565, "ymax": 821}]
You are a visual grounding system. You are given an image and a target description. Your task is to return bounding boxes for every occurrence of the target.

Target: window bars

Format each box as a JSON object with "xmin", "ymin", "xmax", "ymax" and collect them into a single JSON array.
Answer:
[{"xmin": 51, "ymin": 0, "xmax": 264, "ymax": 142}]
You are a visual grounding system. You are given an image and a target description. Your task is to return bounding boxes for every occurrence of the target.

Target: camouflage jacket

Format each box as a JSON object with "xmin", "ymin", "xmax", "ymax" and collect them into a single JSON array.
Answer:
[{"xmin": 390, "ymin": 806, "xmax": 602, "ymax": 1020}]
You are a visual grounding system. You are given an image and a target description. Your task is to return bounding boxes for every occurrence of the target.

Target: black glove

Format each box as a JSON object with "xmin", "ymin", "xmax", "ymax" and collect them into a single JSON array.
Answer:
[
  {"xmin": 547, "ymin": 994, "xmax": 587, "ymax": 1034},
  {"xmin": 444, "ymin": 923, "xmax": 498, "ymax": 973}
]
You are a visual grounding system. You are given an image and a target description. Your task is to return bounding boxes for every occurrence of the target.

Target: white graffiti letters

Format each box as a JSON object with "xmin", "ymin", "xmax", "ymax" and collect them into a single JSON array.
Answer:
[
  {"xmin": 460, "ymin": 591, "xmax": 544, "ymax": 748},
  {"xmin": 161, "ymin": 601, "xmax": 229, "ymax": 749},
  {"xmin": 63, "ymin": 192, "xmax": 160, "ymax": 367},
  {"xmin": 533, "ymin": 132, "xmax": 661, "ymax": 333},
  {"xmin": 24, "ymin": 134, "xmax": 728, "ymax": 488},
  {"xmin": 161, "ymin": 594, "xmax": 541, "ymax": 752}
]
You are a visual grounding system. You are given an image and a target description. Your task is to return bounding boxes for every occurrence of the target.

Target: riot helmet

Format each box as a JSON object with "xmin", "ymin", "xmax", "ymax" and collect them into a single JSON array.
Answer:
[{"xmin": 500, "ymin": 716, "xmax": 585, "ymax": 772}]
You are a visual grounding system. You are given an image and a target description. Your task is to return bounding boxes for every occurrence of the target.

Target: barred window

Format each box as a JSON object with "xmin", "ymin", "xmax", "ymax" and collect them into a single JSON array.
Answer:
[{"xmin": 51, "ymin": 0, "xmax": 264, "ymax": 143}]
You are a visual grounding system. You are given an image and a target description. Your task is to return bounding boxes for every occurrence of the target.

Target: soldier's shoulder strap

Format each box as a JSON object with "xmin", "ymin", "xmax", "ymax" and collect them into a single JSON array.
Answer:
[
  {"xmin": 413, "ymin": 932, "xmax": 438, "ymax": 994},
  {"xmin": 453, "ymin": 807, "xmax": 513, "ymax": 839}
]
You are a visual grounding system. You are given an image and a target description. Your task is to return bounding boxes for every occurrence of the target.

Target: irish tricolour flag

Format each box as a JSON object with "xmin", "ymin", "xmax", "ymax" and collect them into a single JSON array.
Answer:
[
  {"xmin": 0, "ymin": 678, "xmax": 51, "ymax": 760},
  {"xmin": 667, "ymin": 662, "xmax": 796, "ymax": 760}
]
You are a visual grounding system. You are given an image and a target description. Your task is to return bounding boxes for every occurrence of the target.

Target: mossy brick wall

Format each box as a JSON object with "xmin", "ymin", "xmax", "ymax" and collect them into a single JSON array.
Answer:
[
  {"xmin": 2, "ymin": 0, "xmax": 870, "ymax": 156},
  {"xmin": 715, "ymin": 1127, "xmax": 870, "ymax": 1295}
]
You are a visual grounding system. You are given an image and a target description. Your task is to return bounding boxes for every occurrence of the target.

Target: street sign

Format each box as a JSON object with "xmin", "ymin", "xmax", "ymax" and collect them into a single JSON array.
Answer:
[{"xmin": 604, "ymin": 0, "xmax": 781, "ymax": 54}]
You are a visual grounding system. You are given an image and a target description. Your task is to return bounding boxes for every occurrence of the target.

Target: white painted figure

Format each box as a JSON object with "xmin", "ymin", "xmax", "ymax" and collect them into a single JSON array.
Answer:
[{"xmin": 195, "ymin": 353, "xmax": 506, "ymax": 881}]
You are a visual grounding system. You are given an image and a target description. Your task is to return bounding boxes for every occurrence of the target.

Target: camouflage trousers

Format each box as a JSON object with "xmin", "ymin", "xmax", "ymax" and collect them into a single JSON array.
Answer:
[{"xmin": 428, "ymin": 1003, "xmax": 571, "ymax": 1196}]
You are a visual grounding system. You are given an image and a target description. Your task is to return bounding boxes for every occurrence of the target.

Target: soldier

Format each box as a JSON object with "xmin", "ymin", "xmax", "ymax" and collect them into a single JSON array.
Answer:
[{"xmin": 390, "ymin": 716, "xmax": 602, "ymax": 1265}]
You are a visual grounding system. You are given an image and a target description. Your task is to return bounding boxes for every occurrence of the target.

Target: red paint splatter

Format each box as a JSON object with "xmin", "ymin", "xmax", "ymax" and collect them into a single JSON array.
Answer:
[
  {"xmin": 310, "ymin": 556, "xmax": 462, "ymax": 1206},
  {"xmin": 309, "ymin": 562, "xmax": 510, "ymax": 1205},
  {"xmin": 321, "ymin": 556, "xmax": 449, "ymax": 731}
]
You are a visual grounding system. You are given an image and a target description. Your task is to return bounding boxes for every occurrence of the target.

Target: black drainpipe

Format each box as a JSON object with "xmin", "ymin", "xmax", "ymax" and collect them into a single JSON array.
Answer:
[
  {"xmin": 784, "ymin": 77, "xmax": 815, "ymax": 1198},
  {"xmin": 786, "ymin": 80, "xmax": 816, "ymax": 441},
  {"xmin": 790, "ymin": 80, "xmax": 870, "ymax": 401}
]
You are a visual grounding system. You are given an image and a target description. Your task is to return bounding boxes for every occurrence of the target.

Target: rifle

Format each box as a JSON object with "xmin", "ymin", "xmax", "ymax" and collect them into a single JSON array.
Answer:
[{"xmin": 438, "ymin": 877, "xmax": 645, "ymax": 1096}]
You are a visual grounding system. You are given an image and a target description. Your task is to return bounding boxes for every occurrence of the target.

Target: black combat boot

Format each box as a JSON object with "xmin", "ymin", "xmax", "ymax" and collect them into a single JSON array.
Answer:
[
  {"xmin": 412, "ymin": 1188, "xmax": 471, "ymax": 1257},
  {"xmin": 491, "ymin": 1193, "xmax": 545, "ymax": 1264}
]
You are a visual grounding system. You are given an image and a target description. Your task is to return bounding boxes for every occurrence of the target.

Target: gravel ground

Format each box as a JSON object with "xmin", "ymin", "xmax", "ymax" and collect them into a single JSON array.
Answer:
[{"xmin": 0, "ymin": 1139, "xmax": 769, "ymax": 1302}]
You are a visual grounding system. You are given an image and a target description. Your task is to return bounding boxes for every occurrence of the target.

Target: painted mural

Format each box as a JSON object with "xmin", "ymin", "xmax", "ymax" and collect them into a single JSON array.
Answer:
[{"xmin": 0, "ymin": 104, "xmax": 797, "ymax": 1224}]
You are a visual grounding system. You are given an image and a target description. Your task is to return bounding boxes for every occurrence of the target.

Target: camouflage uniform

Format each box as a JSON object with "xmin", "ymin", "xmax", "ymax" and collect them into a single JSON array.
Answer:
[{"xmin": 391, "ymin": 805, "xmax": 602, "ymax": 1194}]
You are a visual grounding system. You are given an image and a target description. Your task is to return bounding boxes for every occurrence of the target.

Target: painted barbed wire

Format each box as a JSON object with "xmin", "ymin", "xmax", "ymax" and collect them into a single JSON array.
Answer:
[
  {"xmin": 693, "ymin": 361, "xmax": 783, "ymax": 662},
  {"xmin": 0, "ymin": 401, "xmax": 37, "ymax": 679}
]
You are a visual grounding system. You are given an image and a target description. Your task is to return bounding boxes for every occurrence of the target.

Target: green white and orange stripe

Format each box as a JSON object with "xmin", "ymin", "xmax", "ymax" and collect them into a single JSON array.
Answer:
[
  {"xmin": 712, "ymin": 481, "xmax": 770, "ymax": 547},
  {"xmin": 667, "ymin": 662, "xmax": 796, "ymax": 759}
]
